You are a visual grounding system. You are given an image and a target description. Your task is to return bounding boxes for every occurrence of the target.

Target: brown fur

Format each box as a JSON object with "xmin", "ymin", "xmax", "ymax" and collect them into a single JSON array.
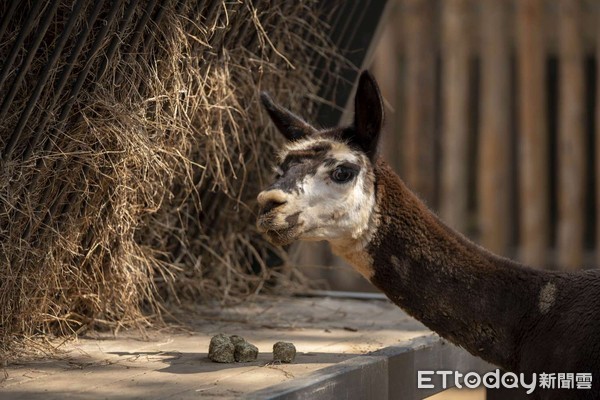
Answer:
[
  {"xmin": 359, "ymin": 160, "xmax": 600, "ymax": 399},
  {"xmin": 260, "ymin": 71, "xmax": 600, "ymax": 399}
]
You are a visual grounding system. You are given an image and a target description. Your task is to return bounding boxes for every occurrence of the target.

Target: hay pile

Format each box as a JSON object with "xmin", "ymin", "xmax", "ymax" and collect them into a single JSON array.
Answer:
[{"xmin": 0, "ymin": 1, "xmax": 337, "ymax": 360}]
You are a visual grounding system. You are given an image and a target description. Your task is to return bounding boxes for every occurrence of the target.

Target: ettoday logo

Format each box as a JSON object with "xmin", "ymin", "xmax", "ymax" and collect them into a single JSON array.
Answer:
[{"xmin": 417, "ymin": 369, "xmax": 593, "ymax": 394}]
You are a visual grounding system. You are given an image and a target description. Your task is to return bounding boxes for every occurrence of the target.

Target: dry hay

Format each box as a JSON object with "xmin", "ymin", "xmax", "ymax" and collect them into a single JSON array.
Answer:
[{"xmin": 0, "ymin": 1, "xmax": 340, "ymax": 361}]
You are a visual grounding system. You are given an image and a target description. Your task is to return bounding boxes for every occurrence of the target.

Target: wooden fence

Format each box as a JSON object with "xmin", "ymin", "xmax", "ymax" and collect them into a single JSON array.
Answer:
[
  {"xmin": 371, "ymin": 0, "xmax": 600, "ymax": 272},
  {"xmin": 293, "ymin": 0, "xmax": 600, "ymax": 293}
]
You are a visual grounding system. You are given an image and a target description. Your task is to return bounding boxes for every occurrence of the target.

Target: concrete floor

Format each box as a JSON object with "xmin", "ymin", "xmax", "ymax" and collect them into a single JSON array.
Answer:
[{"xmin": 2, "ymin": 296, "xmax": 437, "ymax": 399}]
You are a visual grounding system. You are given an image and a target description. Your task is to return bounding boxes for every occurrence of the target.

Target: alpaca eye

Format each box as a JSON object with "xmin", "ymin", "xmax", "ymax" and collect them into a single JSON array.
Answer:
[{"xmin": 331, "ymin": 166, "xmax": 355, "ymax": 183}]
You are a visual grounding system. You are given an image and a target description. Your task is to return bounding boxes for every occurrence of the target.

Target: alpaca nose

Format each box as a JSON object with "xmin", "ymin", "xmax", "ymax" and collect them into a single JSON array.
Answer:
[{"xmin": 257, "ymin": 190, "xmax": 287, "ymax": 214}]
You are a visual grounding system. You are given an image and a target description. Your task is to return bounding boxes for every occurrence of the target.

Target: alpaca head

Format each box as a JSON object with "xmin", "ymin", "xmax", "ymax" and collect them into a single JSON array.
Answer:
[{"xmin": 256, "ymin": 71, "xmax": 384, "ymax": 248}]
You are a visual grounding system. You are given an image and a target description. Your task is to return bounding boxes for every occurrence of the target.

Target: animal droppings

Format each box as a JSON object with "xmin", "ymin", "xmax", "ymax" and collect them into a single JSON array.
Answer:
[
  {"xmin": 208, "ymin": 334, "xmax": 259, "ymax": 363},
  {"xmin": 234, "ymin": 341, "xmax": 259, "ymax": 362},
  {"xmin": 229, "ymin": 335, "xmax": 246, "ymax": 347},
  {"xmin": 273, "ymin": 341, "xmax": 296, "ymax": 363},
  {"xmin": 208, "ymin": 333, "xmax": 235, "ymax": 363}
]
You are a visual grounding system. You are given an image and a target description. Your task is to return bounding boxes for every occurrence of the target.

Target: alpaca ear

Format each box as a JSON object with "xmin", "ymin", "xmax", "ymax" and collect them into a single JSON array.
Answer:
[
  {"xmin": 353, "ymin": 70, "xmax": 384, "ymax": 160},
  {"xmin": 261, "ymin": 92, "xmax": 317, "ymax": 141}
]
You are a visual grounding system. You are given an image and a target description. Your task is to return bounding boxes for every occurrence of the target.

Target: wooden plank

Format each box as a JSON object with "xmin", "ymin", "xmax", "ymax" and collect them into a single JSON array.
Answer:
[
  {"xmin": 440, "ymin": 0, "xmax": 470, "ymax": 232},
  {"xmin": 246, "ymin": 352, "xmax": 389, "ymax": 400},
  {"xmin": 402, "ymin": 0, "xmax": 437, "ymax": 207},
  {"xmin": 557, "ymin": 0, "xmax": 586, "ymax": 270},
  {"xmin": 247, "ymin": 335, "xmax": 493, "ymax": 400},
  {"xmin": 373, "ymin": 10, "xmax": 402, "ymax": 173},
  {"xmin": 477, "ymin": 0, "xmax": 510, "ymax": 255},
  {"xmin": 516, "ymin": 0, "xmax": 549, "ymax": 267}
]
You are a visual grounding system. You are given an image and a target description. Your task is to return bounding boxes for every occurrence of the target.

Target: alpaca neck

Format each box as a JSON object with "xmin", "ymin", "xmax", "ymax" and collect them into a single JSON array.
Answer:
[{"xmin": 334, "ymin": 160, "xmax": 549, "ymax": 371}]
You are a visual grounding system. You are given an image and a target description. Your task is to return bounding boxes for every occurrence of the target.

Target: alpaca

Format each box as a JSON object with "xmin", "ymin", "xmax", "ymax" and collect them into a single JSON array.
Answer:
[{"xmin": 256, "ymin": 71, "xmax": 600, "ymax": 399}]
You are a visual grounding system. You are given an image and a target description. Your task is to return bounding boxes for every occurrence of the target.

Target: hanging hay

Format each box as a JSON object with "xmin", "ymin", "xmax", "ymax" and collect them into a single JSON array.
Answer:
[{"xmin": 0, "ymin": 0, "xmax": 341, "ymax": 361}]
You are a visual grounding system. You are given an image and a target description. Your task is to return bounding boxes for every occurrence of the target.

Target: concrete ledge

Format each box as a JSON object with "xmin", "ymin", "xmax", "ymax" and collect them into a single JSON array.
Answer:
[{"xmin": 245, "ymin": 334, "xmax": 493, "ymax": 400}]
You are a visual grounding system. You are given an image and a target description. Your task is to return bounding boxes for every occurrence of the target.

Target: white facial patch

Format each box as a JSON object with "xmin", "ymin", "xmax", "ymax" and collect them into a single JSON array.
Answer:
[
  {"xmin": 291, "ymin": 153, "xmax": 373, "ymax": 241},
  {"xmin": 273, "ymin": 139, "xmax": 376, "ymax": 239},
  {"xmin": 538, "ymin": 282, "xmax": 557, "ymax": 314},
  {"xmin": 264, "ymin": 137, "xmax": 379, "ymax": 274}
]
